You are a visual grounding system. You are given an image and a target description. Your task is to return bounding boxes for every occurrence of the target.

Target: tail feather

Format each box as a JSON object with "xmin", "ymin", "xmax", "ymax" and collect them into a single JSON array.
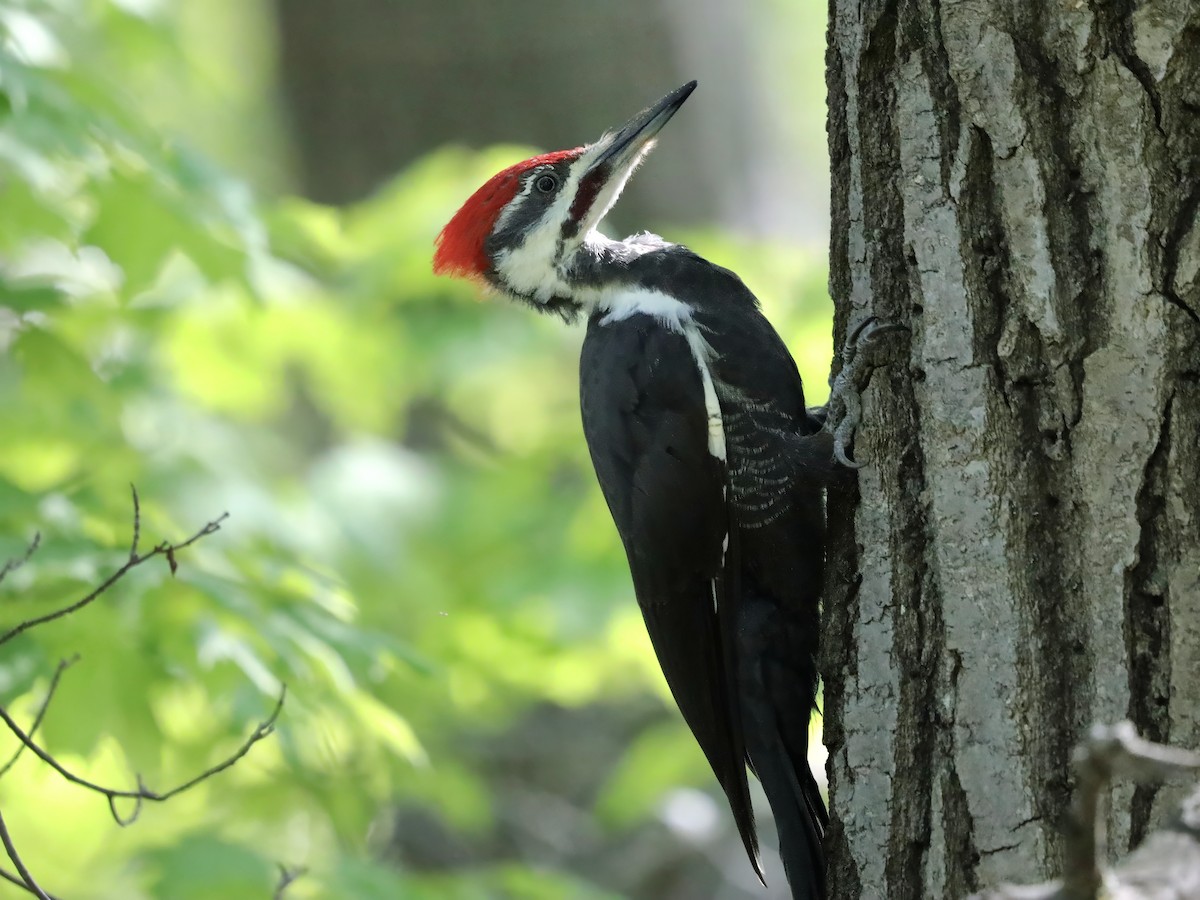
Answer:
[{"xmin": 738, "ymin": 590, "xmax": 826, "ymax": 900}]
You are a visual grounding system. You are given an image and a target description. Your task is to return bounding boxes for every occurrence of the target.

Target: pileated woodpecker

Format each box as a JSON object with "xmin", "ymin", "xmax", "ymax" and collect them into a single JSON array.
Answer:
[{"xmin": 434, "ymin": 82, "xmax": 875, "ymax": 899}]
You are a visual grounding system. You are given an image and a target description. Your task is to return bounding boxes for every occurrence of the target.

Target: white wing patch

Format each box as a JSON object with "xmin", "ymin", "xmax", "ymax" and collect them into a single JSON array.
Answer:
[
  {"xmin": 683, "ymin": 325, "xmax": 727, "ymax": 462},
  {"xmin": 688, "ymin": 325, "xmax": 729, "ymax": 615}
]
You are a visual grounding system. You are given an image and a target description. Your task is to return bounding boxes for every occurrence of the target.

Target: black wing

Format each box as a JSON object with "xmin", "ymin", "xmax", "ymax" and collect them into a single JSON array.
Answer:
[{"xmin": 579, "ymin": 313, "xmax": 761, "ymax": 879}]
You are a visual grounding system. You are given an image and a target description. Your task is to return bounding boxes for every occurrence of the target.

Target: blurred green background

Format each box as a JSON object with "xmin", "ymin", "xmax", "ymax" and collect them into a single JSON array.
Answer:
[{"xmin": 0, "ymin": 1, "xmax": 831, "ymax": 897}]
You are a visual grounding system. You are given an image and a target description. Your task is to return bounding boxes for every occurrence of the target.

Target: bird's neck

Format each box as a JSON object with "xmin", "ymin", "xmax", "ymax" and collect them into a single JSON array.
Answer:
[
  {"xmin": 573, "ymin": 234, "xmax": 698, "ymax": 332},
  {"xmin": 496, "ymin": 231, "xmax": 682, "ymax": 322}
]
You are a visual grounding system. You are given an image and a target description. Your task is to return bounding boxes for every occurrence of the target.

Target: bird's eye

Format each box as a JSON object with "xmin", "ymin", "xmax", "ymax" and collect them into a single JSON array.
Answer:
[{"xmin": 535, "ymin": 173, "xmax": 558, "ymax": 193}]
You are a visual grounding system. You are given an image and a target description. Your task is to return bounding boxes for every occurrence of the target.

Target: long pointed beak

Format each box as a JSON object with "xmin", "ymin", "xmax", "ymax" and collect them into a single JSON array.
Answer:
[
  {"xmin": 590, "ymin": 80, "xmax": 697, "ymax": 175},
  {"xmin": 565, "ymin": 81, "xmax": 696, "ymax": 238}
]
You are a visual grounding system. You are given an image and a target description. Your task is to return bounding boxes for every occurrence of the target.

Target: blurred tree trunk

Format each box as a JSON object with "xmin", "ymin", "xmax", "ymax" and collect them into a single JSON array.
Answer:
[
  {"xmin": 272, "ymin": 0, "xmax": 762, "ymax": 230},
  {"xmin": 822, "ymin": 2, "xmax": 1200, "ymax": 898}
]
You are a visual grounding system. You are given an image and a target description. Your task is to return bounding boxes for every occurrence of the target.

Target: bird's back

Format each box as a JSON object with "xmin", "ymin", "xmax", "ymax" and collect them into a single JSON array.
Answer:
[{"xmin": 579, "ymin": 244, "xmax": 828, "ymax": 898}]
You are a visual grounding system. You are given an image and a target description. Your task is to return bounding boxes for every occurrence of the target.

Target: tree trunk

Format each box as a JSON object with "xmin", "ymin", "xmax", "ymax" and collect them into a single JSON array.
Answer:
[{"xmin": 822, "ymin": 2, "xmax": 1200, "ymax": 898}]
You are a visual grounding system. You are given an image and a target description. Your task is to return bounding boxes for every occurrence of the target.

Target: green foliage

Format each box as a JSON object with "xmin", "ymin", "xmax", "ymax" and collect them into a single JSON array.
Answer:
[{"xmin": 0, "ymin": 0, "xmax": 833, "ymax": 896}]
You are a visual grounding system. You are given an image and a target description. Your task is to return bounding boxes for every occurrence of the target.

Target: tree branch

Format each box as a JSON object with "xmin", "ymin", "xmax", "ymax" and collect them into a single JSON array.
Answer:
[
  {"xmin": 0, "ymin": 534, "xmax": 40, "ymax": 588},
  {"xmin": 0, "ymin": 865, "xmax": 61, "ymax": 900},
  {"xmin": 0, "ymin": 499, "xmax": 228, "ymax": 648},
  {"xmin": 0, "ymin": 498, "xmax": 291, "ymax": 896},
  {"xmin": 0, "ymin": 686, "xmax": 285, "ymax": 826},
  {"xmin": 0, "ymin": 809, "xmax": 53, "ymax": 900},
  {"xmin": 0, "ymin": 657, "xmax": 78, "ymax": 780},
  {"xmin": 273, "ymin": 864, "xmax": 308, "ymax": 899},
  {"xmin": 973, "ymin": 722, "xmax": 1200, "ymax": 900},
  {"xmin": 128, "ymin": 484, "xmax": 141, "ymax": 562}
]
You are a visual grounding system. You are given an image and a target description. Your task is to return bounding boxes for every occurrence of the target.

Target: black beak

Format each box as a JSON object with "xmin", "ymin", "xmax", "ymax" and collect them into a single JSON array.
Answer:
[{"xmin": 590, "ymin": 81, "xmax": 697, "ymax": 175}]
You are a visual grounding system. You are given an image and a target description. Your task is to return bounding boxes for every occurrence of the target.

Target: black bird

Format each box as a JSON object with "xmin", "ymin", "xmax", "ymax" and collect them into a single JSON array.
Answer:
[{"xmin": 434, "ymin": 81, "xmax": 871, "ymax": 898}]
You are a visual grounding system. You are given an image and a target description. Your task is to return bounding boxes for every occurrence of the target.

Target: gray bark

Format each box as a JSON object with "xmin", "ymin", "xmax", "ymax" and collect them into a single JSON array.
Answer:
[{"xmin": 823, "ymin": 1, "xmax": 1200, "ymax": 898}]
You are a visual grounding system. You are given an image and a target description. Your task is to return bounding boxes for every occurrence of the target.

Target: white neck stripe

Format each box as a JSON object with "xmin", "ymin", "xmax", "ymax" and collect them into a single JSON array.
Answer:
[{"xmin": 596, "ymin": 287, "xmax": 692, "ymax": 332}]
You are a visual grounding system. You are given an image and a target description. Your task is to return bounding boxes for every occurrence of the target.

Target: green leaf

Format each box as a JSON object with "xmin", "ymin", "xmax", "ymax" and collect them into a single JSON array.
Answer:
[
  {"xmin": 146, "ymin": 834, "xmax": 275, "ymax": 900},
  {"xmin": 84, "ymin": 167, "xmax": 247, "ymax": 295}
]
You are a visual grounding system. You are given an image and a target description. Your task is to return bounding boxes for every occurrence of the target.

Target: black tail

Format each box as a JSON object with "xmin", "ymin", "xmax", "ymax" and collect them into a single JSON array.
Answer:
[{"xmin": 738, "ymin": 589, "xmax": 826, "ymax": 899}]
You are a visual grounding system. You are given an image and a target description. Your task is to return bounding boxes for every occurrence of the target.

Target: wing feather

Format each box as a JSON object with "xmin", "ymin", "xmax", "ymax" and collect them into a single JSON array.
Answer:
[{"xmin": 579, "ymin": 314, "xmax": 761, "ymax": 878}]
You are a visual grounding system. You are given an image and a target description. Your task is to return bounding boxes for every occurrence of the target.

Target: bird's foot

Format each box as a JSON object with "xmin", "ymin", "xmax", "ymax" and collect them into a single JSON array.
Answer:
[{"xmin": 826, "ymin": 317, "xmax": 906, "ymax": 468}]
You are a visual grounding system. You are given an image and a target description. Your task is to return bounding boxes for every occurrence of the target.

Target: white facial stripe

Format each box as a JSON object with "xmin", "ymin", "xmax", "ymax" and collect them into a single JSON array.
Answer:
[
  {"xmin": 494, "ymin": 231, "xmax": 566, "ymax": 301},
  {"xmin": 493, "ymin": 156, "xmax": 592, "ymax": 301},
  {"xmin": 577, "ymin": 142, "xmax": 652, "ymax": 238},
  {"xmin": 490, "ymin": 135, "xmax": 637, "ymax": 304},
  {"xmin": 492, "ymin": 170, "xmax": 539, "ymax": 233}
]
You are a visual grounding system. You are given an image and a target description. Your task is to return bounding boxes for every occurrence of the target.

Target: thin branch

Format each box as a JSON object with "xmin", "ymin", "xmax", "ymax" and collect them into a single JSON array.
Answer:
[
  {"xmin": 0, "ymin": 809, "xmax": 52, "ymax": 900},
  {"xmin": 974, "ymin": 722, "xmax": 1200, "ymax": 900},
  {"xmin": 0, "ymin": 686, "xmax": 285, "ymax": 826},
  {"xmin": 0, "ymin": 866, "xmax": 61, "ymax": 900},
  {"xmin": 1079, "ymin": 720, "xmax": 1200, "ymax": 781},
  {"xmin": 0, "ymin": 534, "xmax": 41, "ymax": 588},
  {"xmin": 0, "ymin": 501, "xmax": 287, "ymax": 894},
  {"xmin": 1064, "ymin": 721, "xmax": 1200, "ymax": 900},
  {"xmin": 273, "ymin": 864, "xmax": 308, "ymax": 899},
  {"xmin": 128, "ymin": 484, "xmax": 141, "ymax": 562},
  {"xmin": 0, "ymin": 657, "xmax": 79, "ymax": 780},
  {"xmin": 0, "ymin": 507, "xmax": 229, "ymax": 648}
]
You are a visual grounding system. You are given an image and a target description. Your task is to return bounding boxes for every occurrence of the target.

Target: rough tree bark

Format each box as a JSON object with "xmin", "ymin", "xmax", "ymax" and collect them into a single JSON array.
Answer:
[{"xmin": 822, "ymin": 2, "xmax": 1200, "ymax": 898}]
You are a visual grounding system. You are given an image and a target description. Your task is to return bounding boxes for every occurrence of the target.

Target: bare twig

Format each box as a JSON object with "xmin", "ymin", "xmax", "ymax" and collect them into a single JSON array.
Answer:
[
  {"xmin": 0, "ymin": 501, "xmax": 291, "ymax": 894},
  {"xmin": 0, "ymin": 657, "xmax": 79, "ymax": 780},
  {"xmin": 0, "ymin": 504, "xmax": 228, "ymax": 648},
  {"xmin": 1064, "ymin": 722, "xmax": 1200, "ymax": 900},
  {"xmin": 128, "ymin": 484, "xmax": 141, "ymax": 561},
  {"xmin": 0, "ymin": 686, "xmax": 285, "ymax": 826},
  {"xmin": 0, "ymin": 865, "xmax": 61, "ymax": 900},
  {"xmin": 973, "ymin": 722, "xmax": 1200, "ymax": 900},
  {"xmin": 0, "ymin": 534, "xmax": 41, "ymax": 588},
  {"xmin": 0, "ymin": 809, "xmax": 52, "ymax": 900},
  {"xmin": 1078, "ymin": 721, "xmax": 1200, "ymax": 782},
  {"xmin": 273, "ymin": 864, "xmax": 308, "ymax": 899}
]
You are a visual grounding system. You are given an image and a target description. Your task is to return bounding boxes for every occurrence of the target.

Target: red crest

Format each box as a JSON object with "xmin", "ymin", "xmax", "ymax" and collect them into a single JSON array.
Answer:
[{"xmin": 434, "ymin": 149, "xmax": 583, "ymax": 280}]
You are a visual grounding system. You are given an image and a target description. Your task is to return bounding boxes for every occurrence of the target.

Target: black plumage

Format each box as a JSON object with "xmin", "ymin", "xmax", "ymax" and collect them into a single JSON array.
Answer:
[{"xmin": 580, "ymin": 248, "xmax": 830, "ymax": 897}]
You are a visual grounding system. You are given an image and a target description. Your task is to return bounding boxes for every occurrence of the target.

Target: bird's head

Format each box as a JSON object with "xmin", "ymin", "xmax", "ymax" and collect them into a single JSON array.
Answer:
[{"xmin": 433, "ymin": 81, "xmax": 697, "ymax": 315}]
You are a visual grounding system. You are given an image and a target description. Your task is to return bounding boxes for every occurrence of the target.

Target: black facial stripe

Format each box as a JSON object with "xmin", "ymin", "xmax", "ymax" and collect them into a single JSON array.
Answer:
[
  {"xmin": 569, "ymin": 166, "xmax": 607, "ymax": 224},
  {"xmin": 484, "ymin": 164, "xmax": 568, "ymax": 264},
  {"xmin": 560, "ymin": 165, "xmax": 609, "ymax": 245}
]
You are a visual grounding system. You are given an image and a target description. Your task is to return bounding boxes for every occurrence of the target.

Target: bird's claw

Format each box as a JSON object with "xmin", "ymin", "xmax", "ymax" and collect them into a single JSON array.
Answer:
[
  {"xmin": 826, "ymin": 316, "xmax": 906, "ymax": 468},
  {"xmin": 842, "ymin": 317, "xmax": 907, "ymax": 371}
]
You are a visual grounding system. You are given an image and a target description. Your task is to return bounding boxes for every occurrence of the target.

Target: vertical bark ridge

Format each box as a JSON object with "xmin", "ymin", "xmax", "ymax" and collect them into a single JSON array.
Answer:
[
  {"xmin": 883, "ymin": 381, "xmax": 936, "ymax": 900},
  {"xmin": 1163, "ymin": 378, "xmax": 1200, "ymax": 797},
  {"xmin": 940, "ymin": 656, "xmax": 983, "ymax": 897},
  {"xmin": 823, "ymin": 1, "xmax": 914, "ymax": 898},
  {"xmin": 1125, "ymin": 395, "xmax": 1174, "ymax": 843},
  {"xmin": 838, "ymin": 7, "xmax": 906, "ymax": 877},
  {"xmin": 968, "ymin": 8, "xmax": 1102, "ymax": 871},
  {"xmin": 821, "ymin": 10, "xmax": 861, "ymax": 892}
]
